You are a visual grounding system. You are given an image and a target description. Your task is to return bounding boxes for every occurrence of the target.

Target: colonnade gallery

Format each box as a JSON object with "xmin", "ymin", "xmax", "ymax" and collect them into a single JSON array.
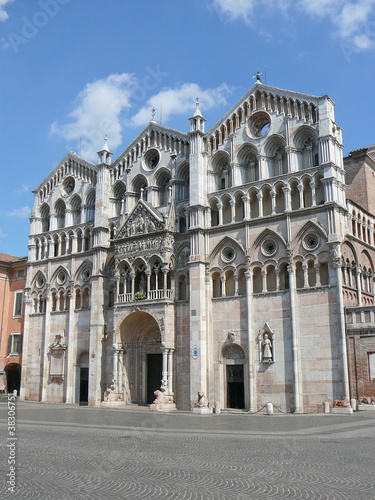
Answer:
[{"xmin": 20, "ymin": 81, "xmax": 375, "ymax": 412}]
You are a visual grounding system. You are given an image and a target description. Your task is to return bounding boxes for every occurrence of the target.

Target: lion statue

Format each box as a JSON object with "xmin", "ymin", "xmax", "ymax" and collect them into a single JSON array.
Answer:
[
  {"xmin": 153, "ymin": 390, "xmax": 174, "ymax": 405},
  {"xmin": 194, "ymin": 391, "xmax": 210, "ymax": 408}
]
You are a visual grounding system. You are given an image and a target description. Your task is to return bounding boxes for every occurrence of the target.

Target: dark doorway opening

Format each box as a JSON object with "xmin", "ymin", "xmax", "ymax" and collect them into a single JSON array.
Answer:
[
  {"xmin": 226, "ymin": 364, "xmax": 245, "ymax": 409},
  {"xmin": 147, "ymin": 354, "xmax": 162, "ymax": 404},
  {"xmin": 6, "ymin": 364, "xmax": 21, "ymax": 394},
  {"xmin": 79, "ymin": 367, "xmax": 89, "ymax": 405}
]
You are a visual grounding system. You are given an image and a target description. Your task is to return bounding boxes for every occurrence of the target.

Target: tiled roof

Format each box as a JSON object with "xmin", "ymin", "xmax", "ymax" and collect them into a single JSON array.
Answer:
[{"xmin": 0, "ymin": 253, "xmax": 24, "ymax": 263}]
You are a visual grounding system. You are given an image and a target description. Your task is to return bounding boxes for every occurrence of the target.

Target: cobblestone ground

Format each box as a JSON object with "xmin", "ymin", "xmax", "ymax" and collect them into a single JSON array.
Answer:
[
  {"xmin": 1, "ymin": 425, "xmax": 374, "ymax": 499},
  {"xmin": 1, "ymin": 406, "xmax": 374, "ymax": 499}
]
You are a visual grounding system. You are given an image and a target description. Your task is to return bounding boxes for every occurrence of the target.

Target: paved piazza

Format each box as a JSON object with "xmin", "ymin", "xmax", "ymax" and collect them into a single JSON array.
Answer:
[{"xmin": 1, "ymin": 401, "xmax": 375, "ymax": 500}]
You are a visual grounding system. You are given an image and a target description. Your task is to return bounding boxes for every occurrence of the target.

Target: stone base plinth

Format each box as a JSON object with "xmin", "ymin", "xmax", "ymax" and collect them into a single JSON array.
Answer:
[
  {"xmin": 101, "ymin": 401, "xmax": 126, "ymax": 408},
  {"xmin": 357, "ymin": 404, "xmax": 375, "ymax": 411},
  {"xmin": 332, "ymin": 407, "xmax": 353, "ymax": 414},
  {"xmin": 150, "ymin": 403, "xmax": 177, "ymax": 412},
  {"xmin": 193, "ymin": 407, "xmax": 213, "ymax": 414}
]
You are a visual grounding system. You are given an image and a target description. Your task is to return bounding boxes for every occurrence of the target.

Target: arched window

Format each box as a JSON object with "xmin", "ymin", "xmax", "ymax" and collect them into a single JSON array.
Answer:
[
  {"xmin": 212, "ymin": 272, "xmax": 221, "ymax": 298},
  {"xmin": 319, "ymin": 262, "xmax": 329, "ymax": 285},
  {"xmin": 55, "ymin": 199, "xmax": 66, "ymax": 229},
  {"xmin": 86, "ymin": 191, "xmax": 95, "ymax": 222},
  {"xmin": 82, "ymin": 288, "xmax": 90, "ymax": 309},
  {"xmin": 71, "ymin": 195, "xmax": 82, "ymax": 225},
  {"xmin": 238, "ymin": 269, "xmax": 246, "ymax": 295},
  {"xmin": 279, "ymin": 263, "xmax": 289, "ymax": 290},
  {"xmin": 307, "ymin": 260, "xmax": 316, "ymax": 287},
  {"xmin": 237, "ymin": 145, "xmax": 258, "ymax": 184},
  {"xmin": 252, "ymin": 267, "xmax": 262, "ymax": 293},
  {"xmin": 266, "ymin": 265, "xmax": 276, "ymax": 292},
  {"xmin": 178, "ymin": 275, "xmax": 187, "ymax": 301},
  {"xmin": 210, "ymin": 199, "xmax": 219, "ymax": 227},
  {"xmin": 113, "ymin": 181, "xmax": 126, "ymax": 217},
  {"xmin": 295, "ymin": 261, "xmax": 304, "ymax": 289},
  {"xmin": 40, "ymin": 204, "xmax": 50, "ymax": 232},
  {"xmin": 133, "ymin": 176, "xmax": 148, "ymax": 202},
  {"xmin": 156, "ymin": 172, "xmax": 171, "ymax": 207},
  {"xmin": 225, "ymin": 270, "xmax": 235, "ymax": 296}
]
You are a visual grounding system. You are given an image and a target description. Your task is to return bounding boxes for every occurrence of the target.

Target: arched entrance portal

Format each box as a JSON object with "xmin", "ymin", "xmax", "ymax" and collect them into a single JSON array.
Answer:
[
  {"xmin": 119, "ymin": 311, "xmax": 164, "ymax": 405},
  {"xmin": 5, "ymin": 364, "xmax": 21, "ymax": 394}
]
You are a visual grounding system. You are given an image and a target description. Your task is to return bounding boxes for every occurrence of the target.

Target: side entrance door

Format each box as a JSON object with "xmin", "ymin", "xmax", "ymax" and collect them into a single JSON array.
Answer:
[{"xmin": 226, "ymin": 364, "xmax": 245, "ymax": 409}]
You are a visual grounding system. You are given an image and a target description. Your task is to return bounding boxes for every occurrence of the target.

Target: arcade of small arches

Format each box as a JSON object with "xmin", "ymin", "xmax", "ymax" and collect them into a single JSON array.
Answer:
[
  {"xmin": 209, "ymin": 174, "xmax": 326, "ymax": 226},
  {"xmin": 208, "ymin": 90, "xmax": 319, "ymax": 152},
  {"xmin": 113, "ymin": 257, "xmax": 175, "ymax": 304},
  {"xmin": 341, "ymin": 250, "xmax": 375, "ymax": 306},
  {"xmin": 30, "ymin": 284, "xmax": 92, "ymax": 315},
  {"xmin": 209, "ymin": 131, "xmax": 320, "ymax": 193},
  {"xmin": 37, "ymin": 189, "xmax": 95, "ymax": 234},
  {"xmin": 211, "ymin": 258, "xmax": 329, "ymax": 298},
  {"xmin": 110, "ymin": 162, "xmax": 190, "ymax": 219},
  {"xmin": 49, "ymin": 286, "xmax": 91, "ymax": 312},
  {"xmin": 34, "ymin": 227, "xmax": 93, "ymax": 261},
  {"xmin": 348, "ymin": 208, "xmax": 375, "ymax": 247}
]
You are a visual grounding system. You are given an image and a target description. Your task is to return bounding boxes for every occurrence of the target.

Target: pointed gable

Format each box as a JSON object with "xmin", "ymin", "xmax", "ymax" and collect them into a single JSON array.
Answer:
[{"xmin": 115, "ymin": 199, "xmax": 165, "ymax": 240}]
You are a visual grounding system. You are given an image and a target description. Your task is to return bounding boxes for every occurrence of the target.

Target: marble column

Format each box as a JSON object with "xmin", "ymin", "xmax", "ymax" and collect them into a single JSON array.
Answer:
[{"xmin": 167, "ymin": 349, "xmax": 174, "ymax": 395}]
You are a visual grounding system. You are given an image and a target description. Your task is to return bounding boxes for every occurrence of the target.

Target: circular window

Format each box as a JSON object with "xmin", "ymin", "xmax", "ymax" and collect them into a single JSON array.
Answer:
[
  {"xmin": 57, "ymin": 271, "xmax": 66, "ymax": 285},
  {"xmin": 36, "ymin": 276, "xmax": 45, "ymax": 288},
  {"xmin": 222, "ymin": 246, "xmax": 236, "ymax": 263},
  {"xmin": 304, "ymin": 233, "xmax": 319, "ymax": 251},
  {"xmin": 82, "ymin": 268, "xmax": 91, "ymax": 282},
  {"xmin": 144, "ymin": 149, "xmax": 160, "ymax": 170},
  {"xmin": 262, "ymin": 238, "xmax": 278, "ymax": 257},
  {"xmin": 61, "ymin": 177, "xmax": 75, "ymax": 197},
  {"xmin": 248, "ymin": 112, "xmax": 271, "ymax": 139}
]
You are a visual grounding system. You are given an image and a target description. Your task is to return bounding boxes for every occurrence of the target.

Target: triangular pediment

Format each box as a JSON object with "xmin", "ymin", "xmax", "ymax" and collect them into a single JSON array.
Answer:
[
  {"xmin": 111, "ymin": 122, "xmax": 189, "ymax": 167},
  {"xmin": 34, "ymin": 152, "xmax": 96, "ymax": 194},
  {"xmin": 206, "ymin": 82, "xmax": 324, "ymax": 139},
  {"xmin": 115, "ymin": 200, "xmax": 165, "ymax": 240}
]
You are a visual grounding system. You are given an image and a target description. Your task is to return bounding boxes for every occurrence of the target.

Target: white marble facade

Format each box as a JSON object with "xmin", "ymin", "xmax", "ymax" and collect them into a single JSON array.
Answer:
[{"xmin": 20, "ymin": 82, "xmax": 351, "ymax": 412}]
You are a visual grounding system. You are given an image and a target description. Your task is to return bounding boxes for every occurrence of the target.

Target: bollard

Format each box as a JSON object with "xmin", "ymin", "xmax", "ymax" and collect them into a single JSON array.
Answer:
[
  {"xmin": 323, "ymin": 401, "xmax": 330, "ymax": 413},
  {"xmin": 214, "ymin": 401, "xmax": 221, "ymax": 414},
  {"xmin": 350, "ymin": 398, "xmax": 357, "ymax": 411},
  {"xmin": 266, "ymin": 402, "xmax": 273, "ymax": 415}
]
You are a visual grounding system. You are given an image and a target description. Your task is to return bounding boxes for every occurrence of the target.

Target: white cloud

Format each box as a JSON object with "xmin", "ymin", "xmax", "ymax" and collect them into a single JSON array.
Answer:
[
  {"xmin": 131, "ymin": 83, "xmax": 232, "ymax": 127},
  {"xmin": 51, "ymin": 73, "xmax": 136, "ymax": 161},
  {"xmin": 0, "ymin": 0, "xmax": 14, "ymax": 22},
  {"xmin": 16, "ymin": 184, "xmax": 31, "ymax": 194},
  {"xmin": 0, "ymin": 227, "xmax": 7, "ymax": 239},
  {"xmin": 213, "ymin": 0, "xmax": 375, "ymax": 50},
  {"xmin": 7, "ymin": 206, "xmax": 31, "ymax": 218},
  {"xmin": 212, "ymin": 0, "xmax": 256, "ymax": 22}
]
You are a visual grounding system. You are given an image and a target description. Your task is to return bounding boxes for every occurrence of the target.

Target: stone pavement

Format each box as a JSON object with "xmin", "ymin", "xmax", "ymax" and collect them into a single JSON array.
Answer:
[{"xmin": 1, "ymin": 400, "xmax": 375, "ymax": 499}]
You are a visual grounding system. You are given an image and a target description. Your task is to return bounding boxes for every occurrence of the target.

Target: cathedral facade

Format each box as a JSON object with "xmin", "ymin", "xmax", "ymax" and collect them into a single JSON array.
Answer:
[{"xmin": 21, "ymin": 81, "xmax": 370, "ymax": 412}]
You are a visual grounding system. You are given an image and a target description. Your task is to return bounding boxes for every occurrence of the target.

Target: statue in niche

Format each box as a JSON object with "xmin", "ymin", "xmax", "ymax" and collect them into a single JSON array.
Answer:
[{"xmin": 262, "ymin": 333, "xmax": 273, "ymax": 363}]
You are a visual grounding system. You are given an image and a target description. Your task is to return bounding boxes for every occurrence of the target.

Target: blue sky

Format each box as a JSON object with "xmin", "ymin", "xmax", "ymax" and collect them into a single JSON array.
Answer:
[{"xmin": 1, "ymin": 0, "xmax": 375, "ymax": 257}]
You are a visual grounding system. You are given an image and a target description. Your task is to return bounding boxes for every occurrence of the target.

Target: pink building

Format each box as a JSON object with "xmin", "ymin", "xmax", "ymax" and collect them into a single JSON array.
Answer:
[{"xmin": 0, "ymin": 253, "xmax": 27, "ymax": 394}]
